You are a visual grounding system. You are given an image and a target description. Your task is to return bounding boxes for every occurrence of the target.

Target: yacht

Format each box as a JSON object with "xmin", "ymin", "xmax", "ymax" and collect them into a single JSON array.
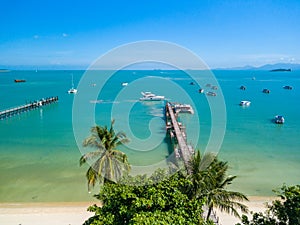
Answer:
[
  {"xmin": 139, "ymin": 92, "xmax": 165, "ymax": 101},
  {"xmin": 274, "ymin": 115, "xmax": 285, "ymax": 124},
  {"xmin": 239, "ymin": 100, "xmax": 251, "ymax": 106},
  {"xmin": 68, "ymin": 74, "xmax": 77, "ymax": 94}
]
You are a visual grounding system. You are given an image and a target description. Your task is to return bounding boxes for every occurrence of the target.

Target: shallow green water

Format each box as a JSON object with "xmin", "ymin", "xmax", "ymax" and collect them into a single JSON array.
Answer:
[{"xmin": 0, "ymin": 69, "xmax": 299, "ymax": 202}]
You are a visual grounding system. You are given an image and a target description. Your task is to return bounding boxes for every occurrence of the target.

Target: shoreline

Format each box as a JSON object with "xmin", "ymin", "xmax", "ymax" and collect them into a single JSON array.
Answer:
[{"xmin": 0, "ymin": 196, "xmax": 276, "ymax": 225}]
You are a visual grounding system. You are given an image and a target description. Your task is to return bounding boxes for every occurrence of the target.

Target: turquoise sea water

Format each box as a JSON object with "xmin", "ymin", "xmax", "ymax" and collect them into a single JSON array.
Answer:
[{"xmin": 0, "ymin": 69, "xmax": 299, "ymax": 202}]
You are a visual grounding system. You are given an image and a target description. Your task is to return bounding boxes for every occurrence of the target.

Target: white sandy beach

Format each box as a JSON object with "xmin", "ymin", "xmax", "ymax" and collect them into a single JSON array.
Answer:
[
  {"xmin": 216, "ymin": 196, "xmax": 276, "ymax": 225},
  {"xmin": 0, "ymin": 197, "xmax": 275, "ymax": 225},
  {"xmin": 0, "ymin": 202, "xmax": 96, "ymax": 225}
]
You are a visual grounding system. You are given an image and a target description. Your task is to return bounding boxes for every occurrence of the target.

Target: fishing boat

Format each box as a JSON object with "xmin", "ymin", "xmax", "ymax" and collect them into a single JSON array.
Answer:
[
  {"xmin": 262, "ymin": 89, "xmax": 270, "ymax": 94},
  {"xmin": 283, "ymin": 85, "xmax": 293, "ymax": 90},
  {"xmin": 240, "ymin": 85, "xmax": 246, "ymax": 90},
  {"xmin": 14, "ymin": 79, "xmax": 26, "ymax": 83}
]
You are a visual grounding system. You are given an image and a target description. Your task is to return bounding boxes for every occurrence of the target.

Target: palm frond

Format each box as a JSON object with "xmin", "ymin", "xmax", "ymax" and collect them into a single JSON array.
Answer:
[
  {"xmin": 79, "ymin": 151, "xmax": 103, "ymax": 166},
  {"xmin": 83, "ymin": 136, "xmax": 104, "ymax": 149},
  {"xmin": 86, "ymin": 166, "xmax": 98, "ymax": 191}
]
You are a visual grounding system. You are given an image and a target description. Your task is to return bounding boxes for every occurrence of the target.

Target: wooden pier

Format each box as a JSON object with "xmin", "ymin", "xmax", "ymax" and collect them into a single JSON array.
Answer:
[
  {"xmin": 0, "ymin": 96, "xmax": 58, "ymax": 120},
  {"xmin": 165, "ymin": 102, "xmax": 194, "ymax": 173}
]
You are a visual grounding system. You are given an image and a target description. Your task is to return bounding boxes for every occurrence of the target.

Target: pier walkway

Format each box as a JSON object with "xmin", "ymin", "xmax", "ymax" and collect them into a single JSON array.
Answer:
[
  {"xmin": 0, "ymin": 96, "xmax": 58, "ymax": 120},
  {"xmin": 165, "ymin": 102, "xmax": 194, "ymax": 172},
  {"xmin": 166, "ymin": 102, "xmax": 222, "ymax": 224}
]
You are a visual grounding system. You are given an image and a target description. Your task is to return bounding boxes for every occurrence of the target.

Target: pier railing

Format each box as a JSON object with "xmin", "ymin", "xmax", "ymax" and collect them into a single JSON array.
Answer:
[
  {"xmin": 0, "ymin": 96, "xmax": 58, "ymax": 120},
  {"xmin": 165, "ymin": 102, "xmax": 194, "ymax": 173}
]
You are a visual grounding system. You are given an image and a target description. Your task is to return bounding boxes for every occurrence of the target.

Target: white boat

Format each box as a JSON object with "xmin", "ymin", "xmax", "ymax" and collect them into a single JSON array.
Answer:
[
  {"xmin": 68, "ymin": 87, "xmax": 77, "ymax": 94},
  {"xmin": 122, "ymin": 82, "xmax": 128, "ymax": 86},
  {"xmin": 174, "ymin": 103, "xmax": 194, "ymax": 114},
  {"xmin": 68, "ymin": 74, "xmax": 77, "ymax": 94},
  {"xmin": 139, "ymin": 92, "xmax": 165, "ymax": 101},
  {"xmin": 239, "ymin": 100, "xmax": 251, "ymax": 106},
  {"xmin": 274, "ymin": 115, "xmax": 285, "ymax": 124},
  {"xmin": 206, "ymin": 91, "xmax": 217, "ymax": 96}
]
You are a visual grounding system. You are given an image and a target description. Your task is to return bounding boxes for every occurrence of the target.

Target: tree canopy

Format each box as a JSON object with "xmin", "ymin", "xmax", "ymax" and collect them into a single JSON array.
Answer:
[
  {"xmin": 237, "ymin": 185, "xmax": 300, "ymax": 225},
  {"xmin": 83, "ymin": 169, "xmax": 212, "ymax": 225}
]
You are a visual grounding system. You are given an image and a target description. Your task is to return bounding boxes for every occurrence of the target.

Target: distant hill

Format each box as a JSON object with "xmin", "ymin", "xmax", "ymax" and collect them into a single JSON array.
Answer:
[
  {"xmin": 256, "ymin": 63, "xmax": 300, "ymax": 70},
  {"xmin": 218, "ymin": 63, "xmax": 300, "ymax": 70}
]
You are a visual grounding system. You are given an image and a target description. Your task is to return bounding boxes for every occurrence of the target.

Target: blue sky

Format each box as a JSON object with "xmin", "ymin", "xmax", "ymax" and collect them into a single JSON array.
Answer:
[{"xmin": 0, "ymin": 0, "xmax": 300, "ymax": 69}]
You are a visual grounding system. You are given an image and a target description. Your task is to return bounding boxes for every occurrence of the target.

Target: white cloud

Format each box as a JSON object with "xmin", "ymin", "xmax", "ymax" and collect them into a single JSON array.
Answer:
[
  {"xmin": 62, "ymin": 33, "xmax": 68, "ymax": 37},
  {"xmin": 33, "ymin": 35, "xmax": 39, "ymax": 39}
]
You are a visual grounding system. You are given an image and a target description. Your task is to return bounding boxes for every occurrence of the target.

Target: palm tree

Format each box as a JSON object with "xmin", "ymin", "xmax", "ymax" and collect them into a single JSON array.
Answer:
[
  {"xmin": 204, "ymin": 158, "xmax": 248, "ymax": 220},
  {"xmin": 187, "ymin": 151, "xmax": 248, "ymax": 221},
  {"xmin": 187, "ymin": 151, "xmax": 215, "ymax": 198},
  {"xmin": 80, "ymin": 120, "xmax": 130, "ymax": 191}
]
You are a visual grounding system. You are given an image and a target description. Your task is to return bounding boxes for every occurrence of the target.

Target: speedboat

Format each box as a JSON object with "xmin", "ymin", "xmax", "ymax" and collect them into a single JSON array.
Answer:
[
  {"xmin": 283, "ymin": 85, "xmax": 293, "ymax": 90},
  {"xmin": 174, "ymin": 103, "xmax": 194, "ymax": 114},
  {"xmin": 263, "ymin": 89, "xmax": 270, "ymax": 93},
  {"xmin": 274, "ymin": 115, "xmax": 285, "ymax": 124},
  {"xmin": 122, "ymin": 82, "xmax": 128, "ymax": 86},
  {"xmin": 239, "ymin": 100, "xmax": 251, "ymax": 106},
  {"xmin": 206, "ymin": 91, "xmax": 217, "ymax": 96},
  {"xmin": 199, "ymin": 89, "xmax": 204, "ymax": 93},
  {"xmin": 139, "ymin": 92, "xmax": 165, "ymax": 101}
]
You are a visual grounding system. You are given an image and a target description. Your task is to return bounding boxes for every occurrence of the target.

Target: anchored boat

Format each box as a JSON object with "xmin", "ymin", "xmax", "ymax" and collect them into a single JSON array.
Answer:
[
  {"xmin": 139, "ymin": 92, "xmax": 165, "ymax": 101},
  {"xmin": 240, "ymin": 100, "xmax": 251, "ymax": 106},
  {"xmin": 274, "ymin": 115, "xmax": 285, "ymax": 124}
]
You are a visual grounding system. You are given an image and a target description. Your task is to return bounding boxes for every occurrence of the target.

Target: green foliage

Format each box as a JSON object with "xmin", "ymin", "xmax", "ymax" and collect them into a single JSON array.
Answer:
[
  {"xmin": 83, "ymin": 169, "xmax": 210, "ymax": 225},
  {"xmin": 237, "ymin": 185, "xmax": 300, "ymax": 225},
  {"xmin": 82, "ymin": 150, "xmax": 248, "ymax": 224}
]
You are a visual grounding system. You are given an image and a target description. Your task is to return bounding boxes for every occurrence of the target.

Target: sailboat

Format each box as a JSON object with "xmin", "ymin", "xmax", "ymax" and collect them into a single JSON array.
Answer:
[{"xmin": 68, "ymin": 74, "xmax": 77, "ymax": 94}]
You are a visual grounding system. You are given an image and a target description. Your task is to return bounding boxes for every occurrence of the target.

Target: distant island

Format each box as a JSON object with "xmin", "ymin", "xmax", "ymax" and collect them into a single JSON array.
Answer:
[
  {"xmin": 217, "ymin": 63, "xmax": 300, "ymax": 71},
  {"xmin": 0, "ymin": 69, "xmax": 10, "ymax": 72},
  {"xmin": 270, "ymin": 68, "xmax": 291, "ymax": 72}
]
